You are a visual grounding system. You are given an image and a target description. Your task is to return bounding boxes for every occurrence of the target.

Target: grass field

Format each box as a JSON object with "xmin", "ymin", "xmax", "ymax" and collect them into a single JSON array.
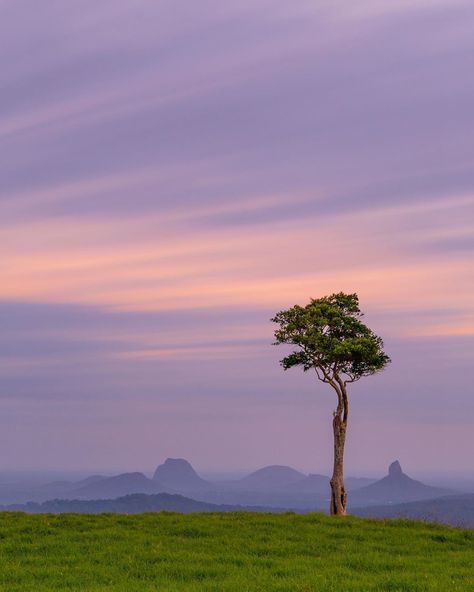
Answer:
[{"xmin": 0, "ymin": 511, "xmax": 472, "ymax": 591}]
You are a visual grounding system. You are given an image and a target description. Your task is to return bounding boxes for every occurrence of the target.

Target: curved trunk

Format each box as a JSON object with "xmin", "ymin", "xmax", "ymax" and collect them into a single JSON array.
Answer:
[{"xmin": 329, "ymin": 384, "xmax": 348, "ymax": 516}]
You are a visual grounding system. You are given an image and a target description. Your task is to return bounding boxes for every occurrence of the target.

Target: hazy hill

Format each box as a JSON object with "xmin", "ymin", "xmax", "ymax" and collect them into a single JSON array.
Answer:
[
  {"xmin": 0, "ymin": 474, "xmax": 107, "ymax": 505},
  {"xmin": 152, "ymin": 458, "xmax": 210, "ymax": 491},
  {"xmin": 35, "ymin": 475, "xmax": 107, "ymax": 497},
  {"xmin": 349, "ymin": 461, "xmax": 453, "ymax": 507},
  {"xmin": 354, "ymin": 494, "xmax": 474, "ymax": 528},
  {"xmin": 71, "ymin": 472, "xmax": 166, "ymax": 500},
  {"xmin": 237, "ymin": 465, "xmax": 306, "ymax": 490}
]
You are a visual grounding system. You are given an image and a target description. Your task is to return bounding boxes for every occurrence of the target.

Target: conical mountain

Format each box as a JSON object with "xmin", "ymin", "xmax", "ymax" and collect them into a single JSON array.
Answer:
[{"xmin": 349, "ymin": 461, "xmax": 452, "ymax": 507}]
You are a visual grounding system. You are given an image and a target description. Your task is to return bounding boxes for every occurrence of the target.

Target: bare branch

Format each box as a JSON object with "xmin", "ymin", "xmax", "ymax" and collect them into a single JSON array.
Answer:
[{"xmin": 314, "ymin": 367, "xmax": 325, "ymax": 383}]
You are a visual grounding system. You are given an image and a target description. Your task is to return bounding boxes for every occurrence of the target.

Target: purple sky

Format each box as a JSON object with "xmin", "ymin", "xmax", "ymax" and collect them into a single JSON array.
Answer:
[{"xmin": 1, "ymin": 0, "xmax": 473, "ymax": 476}]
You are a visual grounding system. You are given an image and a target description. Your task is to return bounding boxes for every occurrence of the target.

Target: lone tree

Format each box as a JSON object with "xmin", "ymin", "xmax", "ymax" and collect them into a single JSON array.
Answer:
[{"xmin": 271, "ymin": 293, "xmax": 390, "ymax": 516}]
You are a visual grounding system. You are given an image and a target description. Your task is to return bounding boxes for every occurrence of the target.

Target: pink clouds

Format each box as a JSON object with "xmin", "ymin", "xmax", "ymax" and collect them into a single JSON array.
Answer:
[{"xmin": 2, "ymin": 191, "xmax": 472, "ymax": 340}]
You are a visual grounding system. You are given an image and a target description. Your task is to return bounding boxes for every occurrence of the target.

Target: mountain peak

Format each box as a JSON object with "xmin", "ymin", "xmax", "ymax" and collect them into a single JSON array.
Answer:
[
  {"xmin": 388, "ymin": 460, "xmax": 403, "ymax": 477},
  {"xmin": 350, "ymin": 460, "xmax": 452, "ymax": 506},
  {"xmin": 152, "ymin": 458, "xmax": 208, "ymax": 490},
  {"xmin": 240, "ymin": 465, "xmax": 306, "ymax": 489}
]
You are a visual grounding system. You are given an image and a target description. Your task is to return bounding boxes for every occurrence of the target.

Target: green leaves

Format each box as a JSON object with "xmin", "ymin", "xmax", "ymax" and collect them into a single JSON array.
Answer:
[{"xmin": 271, "ymin": 293, "xmax": 390, "ymax": 383}]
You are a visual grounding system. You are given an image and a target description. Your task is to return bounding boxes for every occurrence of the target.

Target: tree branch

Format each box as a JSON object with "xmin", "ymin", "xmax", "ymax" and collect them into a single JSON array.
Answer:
[{"xmin": 314, "ymin": 367, "xmax": 325, "ymax": 383}]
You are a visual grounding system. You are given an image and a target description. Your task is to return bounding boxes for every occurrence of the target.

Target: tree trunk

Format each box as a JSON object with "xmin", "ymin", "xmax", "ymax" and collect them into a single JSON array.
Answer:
[{"xmin": 329, "ymin": 387, "xmax": 348, "ymax": 516}]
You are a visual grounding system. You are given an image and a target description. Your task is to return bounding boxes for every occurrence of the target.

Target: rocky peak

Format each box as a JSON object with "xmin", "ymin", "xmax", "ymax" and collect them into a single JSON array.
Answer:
[{"xmin": 388, "ymin": 460, "xmax": 403, "ymax": 477}]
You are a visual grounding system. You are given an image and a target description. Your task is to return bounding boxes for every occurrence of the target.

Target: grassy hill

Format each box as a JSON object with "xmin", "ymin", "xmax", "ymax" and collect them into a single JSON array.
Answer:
[{"xmin": 0, "ymin": 512, "xmax": 472, "ymax": 591}]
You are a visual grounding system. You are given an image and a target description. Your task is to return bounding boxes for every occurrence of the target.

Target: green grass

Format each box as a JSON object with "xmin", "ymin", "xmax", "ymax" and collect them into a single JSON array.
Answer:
[{"xmin": 0, "ymin": 512, "xmax": 473, "ymax": 591}]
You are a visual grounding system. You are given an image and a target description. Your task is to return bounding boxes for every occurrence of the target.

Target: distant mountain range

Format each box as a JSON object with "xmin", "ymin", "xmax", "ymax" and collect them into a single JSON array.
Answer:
[{"xmin": 0, "ymin": 458, "xmax": 460, "ymax": 513}]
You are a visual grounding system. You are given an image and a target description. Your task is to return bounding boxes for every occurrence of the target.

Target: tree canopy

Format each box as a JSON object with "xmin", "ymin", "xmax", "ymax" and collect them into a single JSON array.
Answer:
[{"xmin": 271, "ymin": 292, "xmax": 390, "ymax": 385}]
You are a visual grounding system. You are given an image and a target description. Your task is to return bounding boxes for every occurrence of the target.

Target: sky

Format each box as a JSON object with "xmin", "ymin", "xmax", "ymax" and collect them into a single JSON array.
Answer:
[{"xmin": 1, "ymin": 0, "xmax": 473, "ymax": 477}]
